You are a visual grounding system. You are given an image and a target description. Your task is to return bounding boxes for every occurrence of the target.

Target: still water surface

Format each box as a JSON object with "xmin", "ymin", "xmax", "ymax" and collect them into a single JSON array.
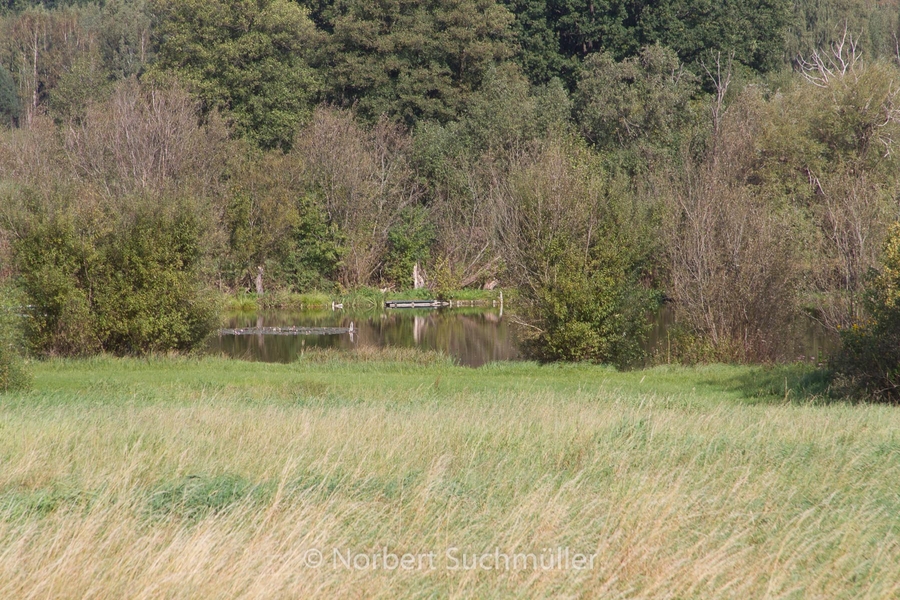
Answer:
[
  {"xmin": 208, "ymin": 308, "xmax": 520, "ymax": 367},
  {"xmin": 207, "ymin": 307, "xmax": 839, "ymax": 367}
]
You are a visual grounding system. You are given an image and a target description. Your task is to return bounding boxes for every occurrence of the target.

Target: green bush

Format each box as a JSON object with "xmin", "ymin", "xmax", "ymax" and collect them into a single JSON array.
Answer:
[
  {"xmin": 648, "ymin": 323, "xmax": 720, "ymax": 366},
  {"xmin": 12, "ymin": 211, "xmax": 100, "ymax": 355},
  {"xmin": 506, "ymin": 138, "xmax": 657, "ymax": 367},
  {"xmin": 221, "ymin": 151, "xmax": 342, "ymax": 295},
  {"xmin": 13, "ymin": 198, "xmax": 217, "ymax": 356},
  {"xmin": 521, "ymin": 240, "xmax": 657, "ymax": 367},
  {"xmin": 383, "ymin": 206, "xmax": 434, "ymax": 288},
  {"xmin": 0, "ymin": 283, "xmax": 29, "ymax": 392},
  {"xmin": 0, "ymin": 64, "xmax": 20, "ymax": 127},
  {"xmin": 831, "ymin": 223, "xmax": 900, "ymax": 400}
]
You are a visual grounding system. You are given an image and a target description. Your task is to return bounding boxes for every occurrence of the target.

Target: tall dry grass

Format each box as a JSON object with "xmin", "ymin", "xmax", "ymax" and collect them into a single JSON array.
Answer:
[{"xmin": 0, "ymin": 357, "xmax": 898, "ymax": 598}]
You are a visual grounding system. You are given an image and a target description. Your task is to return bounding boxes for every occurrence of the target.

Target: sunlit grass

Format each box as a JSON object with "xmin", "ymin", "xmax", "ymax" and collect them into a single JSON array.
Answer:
[
  {"xmin": 222, "ymin": 292, "xmax": 259, "ymax": 312},
  {"xmin": 0, "ymin": 355, "xmax": 898, "ymax": 598}
]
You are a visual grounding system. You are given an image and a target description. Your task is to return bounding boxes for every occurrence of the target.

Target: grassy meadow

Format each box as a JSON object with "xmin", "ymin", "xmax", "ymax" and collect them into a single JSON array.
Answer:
[{"xmin": 1, "ymin": 352, "xmax": 899, "ymax": 598}]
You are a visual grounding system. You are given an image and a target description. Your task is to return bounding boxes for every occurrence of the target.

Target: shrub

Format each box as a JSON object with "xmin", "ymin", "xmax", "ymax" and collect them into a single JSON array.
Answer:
[
  {"xmin": 222, "ymin": 148, "xmax": 342, "ymax": 294},
  {"xmin": 0, "ymin": 64, "xmax": 20, "ymax": 127},
  {"xmin": 661, "ymin": 90, "xmax": 801, "ymax": 362},
  {"xmin": 831, "ymin": 223, "xmax": 900, "ymax": 400},
  {"xmin": 0, "ymin": 283, "xmax": 29, "ymax": 392},
  {"xmin": 383, "ymin": 205, "xmax": 434, "ymax": 289},
  {"xmin": 92, "ymin": 207, "xmax": 218, "ymax": 353},
  {"xmin": 12, "ymin": 209, "xmax": 101, "ymax": 355},
  {"xmin": 503, "ymin": 139, "xmax": 657, "ymax": 367},
  {"xmin": 520, "ymin": 239, "xmax": 657, "ymax": 366},
  {"xmin": 12, "ymin": 196, "xmax": 218, "ymax": 356}
]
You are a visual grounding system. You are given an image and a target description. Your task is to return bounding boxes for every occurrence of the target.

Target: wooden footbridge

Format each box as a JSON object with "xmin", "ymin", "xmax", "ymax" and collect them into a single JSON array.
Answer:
[
  {"xmin": 218, "ymin": 325, "xmax": 352, "ymax": 336},
  {"xmin": 384, "ymin": 299, "xmax": 450, "ymax": 309},
  {"xmin": 384, "ymin": 292, "xmax": 503, "ymax": 310}
]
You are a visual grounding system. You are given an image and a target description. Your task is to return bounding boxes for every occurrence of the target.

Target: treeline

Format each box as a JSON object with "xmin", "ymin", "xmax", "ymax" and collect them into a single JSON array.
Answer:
[
  {"xmin": 0, "ymin": 0, "xmax": 899, "ymax": 394},
  {"xmin": 4, "ymin": 0, "xmax": 900, "ymax": 141}
]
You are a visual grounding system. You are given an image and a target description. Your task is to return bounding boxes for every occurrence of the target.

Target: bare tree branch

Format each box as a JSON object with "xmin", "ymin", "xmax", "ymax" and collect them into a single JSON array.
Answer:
[{"xmin": 797, "ymin": 23, "xmax": 861, "ymax": 87}]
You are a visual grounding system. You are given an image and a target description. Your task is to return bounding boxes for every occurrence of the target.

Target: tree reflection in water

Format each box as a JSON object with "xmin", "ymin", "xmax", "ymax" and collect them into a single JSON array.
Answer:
[{"xmin": 209, "ymin": 308, "xmax": 521, "ymax": 367}]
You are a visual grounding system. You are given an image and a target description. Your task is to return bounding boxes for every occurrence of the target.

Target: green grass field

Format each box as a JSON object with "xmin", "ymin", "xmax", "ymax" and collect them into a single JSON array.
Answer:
[{"xmin": 1, "ymin": 352, "xmax": 898, "ymax": 598}]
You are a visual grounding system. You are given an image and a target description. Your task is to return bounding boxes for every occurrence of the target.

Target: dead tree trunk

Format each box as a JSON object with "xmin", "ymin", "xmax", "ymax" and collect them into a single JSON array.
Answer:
[
  {"xmin": 413, "ymin": 262, "xmax": 426, "ymax": 289},
  {"xmin": 255, "ymin": 265, "xmax": 264, "ymax": 295}
]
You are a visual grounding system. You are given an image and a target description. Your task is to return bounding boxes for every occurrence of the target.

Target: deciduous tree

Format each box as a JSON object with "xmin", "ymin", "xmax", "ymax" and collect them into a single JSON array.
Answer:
[
  {"xmin": 151, "ymin": 0, "xmax": 320, "ymax": 150},
  {"xmin": 314, "ymin": 0, "xmax": 515, "ymax": 126}
]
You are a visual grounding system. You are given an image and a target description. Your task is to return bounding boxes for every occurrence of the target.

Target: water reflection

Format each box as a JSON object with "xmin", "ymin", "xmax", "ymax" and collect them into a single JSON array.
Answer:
[
  {"xmin": 208, "ymin": 306, "xmax": 840, "ymax": 368},
  {"xmin": 644, "ymin": 306, "xmax": 839, "ymax": 364},
  {"xmin": 207, "ymin": 308, "xmax": 521, "ymax": 367}
]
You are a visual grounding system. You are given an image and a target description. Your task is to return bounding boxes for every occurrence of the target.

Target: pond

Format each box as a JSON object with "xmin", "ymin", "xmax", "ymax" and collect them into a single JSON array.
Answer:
[
  {"xmin": 207, "ymin": 305, "xmax": 840, "ymax": 367},
  {"xmin": 207, "ymin": 307, "xmax": 521, "ymax": 367}
]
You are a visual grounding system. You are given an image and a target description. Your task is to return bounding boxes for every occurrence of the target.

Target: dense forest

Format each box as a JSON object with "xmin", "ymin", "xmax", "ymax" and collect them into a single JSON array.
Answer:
[{"xmin": 1, "ymin": 0, "xmax": 900, "ymax": 394}]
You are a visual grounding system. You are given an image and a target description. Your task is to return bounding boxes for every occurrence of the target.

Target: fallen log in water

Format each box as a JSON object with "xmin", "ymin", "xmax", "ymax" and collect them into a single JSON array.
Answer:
[{"xmin": 219, "ymin": 326, "xmax": 351, "ymax": 336}]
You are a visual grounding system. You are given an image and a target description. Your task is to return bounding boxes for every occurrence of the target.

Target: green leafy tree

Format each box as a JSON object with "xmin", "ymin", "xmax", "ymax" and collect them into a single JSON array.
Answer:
[
  {"xmin": 408, "ymin": 66, "xmax": 572, "ymax": 290},
  {"xmin": 92, "ymin": 205, "xmax": 218, "ymax": 353},
  {"xmin": 223, "ymin": 149, "xmax": 342, "ymax": 292},
  {"xmin": 833, "ymin": 222, "xmax": 900, "ymax": 400},
  {"xmin": 501, "ymin": 0, "xmax": 790, "ymax": 84},
  {"xmin": 0, "ymin": 63, "xmax": 19, "ymax": 126},
  {"xmin": 12, "ymin": 196, "xmax": 217, "ymax": 355},
  {"xmin": 151, "ymin": 0, "xmax": 320, "ymax": 150},
  {"xmin": 462, "ymin": 64, "xmax": 572, "ymax": 157},
  {"xmin": 49, "ymin": 51, "xmax": 110, "ymax": 121},
  {"xmin": 787, "ymin": 0, "xmax": 900, "ymax": 60},
  {"xmin": 0, "ymin": 282, "xmax": 29, "ymax": 392},
  {"xmin": 550, "ymin": 0, "xmax": 639, "ymax": 60},
  {"xmin": 501, "ymin": 0, "xmax": 574, "ymax": 84},
  {"xmin": 383, "ymin": 205, "xmax": 434, "ymax": 288},
  {"xmin": 754, "ymin": 58, "xmax": 900, "ymax": 331},
  {"xmin": 503, "ymin": 138, "xmax": 656, "ymax": 366},
  {"xmin": 575, "ymin": 45, "xmax": 697, "ymax": 162},
  {"xmin": 293, "ymin": 107, "xmax": 423, "ymax": 287},
  {"xmin": 0, "ymin": 7, "xmax": 95, "ymax": 125},
  {"xmin": 93, "ymin": 0, "xmax": 154, "ymax": 80},
  {"xmin": 10, "ymin": 198, "xmax": 100, "ymax": 356},
  {"xmin": 313, "ymin": 0, "xmax": 516, "ymax": 126},
  {"xmin": 523, "ymin": 238, "xmax": 655, "ymax": 364},
  {"xmin": 637, "ymin": 0, "xmax": 790, "ymax": 75}
]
